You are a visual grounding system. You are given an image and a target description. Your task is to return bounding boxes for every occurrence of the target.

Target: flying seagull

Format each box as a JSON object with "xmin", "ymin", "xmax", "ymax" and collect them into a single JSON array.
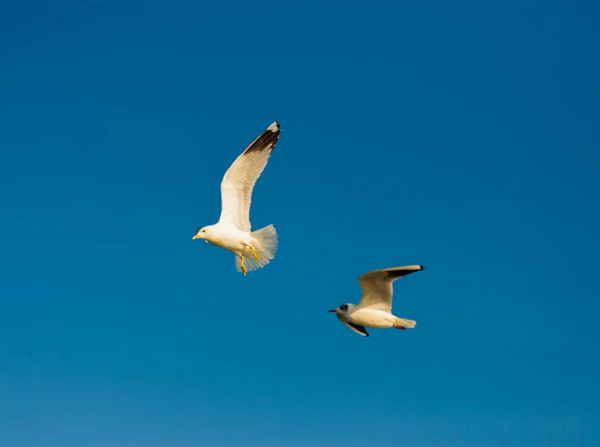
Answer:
[
  {"xmin": 192, "ymin": 121, "xmax": 280, "ymax": 275},
  {"xmin": 328, "ymin": 265, "xmax": 424, "ymax": 336}
]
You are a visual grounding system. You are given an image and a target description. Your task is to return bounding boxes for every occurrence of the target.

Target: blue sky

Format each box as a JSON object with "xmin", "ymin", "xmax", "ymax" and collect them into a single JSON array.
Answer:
[{"xmin": 1, "ymin": 0, "xmax": 599, "ymax": 446}]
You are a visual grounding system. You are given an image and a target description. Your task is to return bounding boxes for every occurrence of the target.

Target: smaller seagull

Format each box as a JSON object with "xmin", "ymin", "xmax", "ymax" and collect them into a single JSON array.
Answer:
[
  {"xmin": 192, "ymin": 121, "xmax": 280, "ymax": 275},
  {"xmin": 329, "ymin": 265, "xmax": 424, "ymax": 337}
]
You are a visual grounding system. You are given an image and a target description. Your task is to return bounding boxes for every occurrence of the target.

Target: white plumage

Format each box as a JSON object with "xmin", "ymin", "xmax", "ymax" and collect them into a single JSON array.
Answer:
[
  {"xmin": 329, "ymin": 265, "xmax": 424, "ymax": 336},
  {"xmin": 193, "ymin": 121, "xmax": 281, "ymax": 275}
]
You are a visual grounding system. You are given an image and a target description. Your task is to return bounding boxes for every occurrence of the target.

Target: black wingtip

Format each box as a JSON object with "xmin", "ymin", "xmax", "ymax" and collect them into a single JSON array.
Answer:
[
  {"xmin": 386, "ymin": 265, "xmax": 424, "ymax": 280},
  {"xmin": 243, "ymin": 121, "xmax": 281, "ymax": 155},
  {"xmin": 267, "ymin": 120, "xmax": 280, "ymax": 133}
]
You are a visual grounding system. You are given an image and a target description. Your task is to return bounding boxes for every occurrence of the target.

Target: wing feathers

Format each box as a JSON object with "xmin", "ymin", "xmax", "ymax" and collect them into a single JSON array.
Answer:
[
  {"xmin": 218, "ymin": 121, "xmax": 281, "ymax": 231},
  {"xmin": 242, "ymin": 121, "xmax": 280, "ymax": 156},
  {"xmin": 357, "ymin": 265, "xmax": 424, "ymax": 311},
  {"xmin": 341, "ymin": 320, "xmax": 370, "ymax": 337},
  {"xmin": 382, "ymin": 265, "xmax": 424, "ymax": 280}
]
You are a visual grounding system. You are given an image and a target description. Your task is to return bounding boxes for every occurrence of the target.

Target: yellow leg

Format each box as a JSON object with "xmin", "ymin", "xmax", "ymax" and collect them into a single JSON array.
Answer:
[
  {"xmin": 250, "ymin": 246, "xmax": 261, "ymax": 262},
  {"xmin": 240, "ymin": 256, "xmax": 247, "ymax": 276}
]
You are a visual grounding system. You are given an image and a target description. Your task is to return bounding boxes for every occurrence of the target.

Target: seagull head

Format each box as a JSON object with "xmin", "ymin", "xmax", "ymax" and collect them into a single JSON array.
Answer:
[
  {"xmin": 328, "ymin": 303, "xmax": 352, "ymax": 315},
  {"xmin": 192, "ymin": 226, "xmax": 212, "ymax": 243}
]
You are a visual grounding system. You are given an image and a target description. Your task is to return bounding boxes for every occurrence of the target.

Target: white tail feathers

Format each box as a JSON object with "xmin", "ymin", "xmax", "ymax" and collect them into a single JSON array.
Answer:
[
  {"xmin": 394, "ymin": 317, "xmax": 417, "ymax": 329},
  {"xmin": 235, "ymin": 224, "xmax": 278, "ymax": 273}
]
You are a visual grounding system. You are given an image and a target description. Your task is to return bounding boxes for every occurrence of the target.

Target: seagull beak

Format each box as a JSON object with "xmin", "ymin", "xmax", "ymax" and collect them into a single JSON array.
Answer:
[
  {"xmin": 192, "ymin": 235, "xmax": 201, "ymax": 240},
  {"xmin": 328, "ymin": 309, "xmax": 337, "ymax": 313}
]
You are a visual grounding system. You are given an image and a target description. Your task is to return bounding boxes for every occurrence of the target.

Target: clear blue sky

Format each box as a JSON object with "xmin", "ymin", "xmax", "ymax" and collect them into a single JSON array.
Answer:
[{"xmin": 1, "ymin": 1, "xmax": 599, "ymax": 446}]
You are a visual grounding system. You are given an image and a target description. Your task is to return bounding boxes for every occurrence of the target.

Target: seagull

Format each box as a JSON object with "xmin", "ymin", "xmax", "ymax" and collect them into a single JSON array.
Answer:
[
  {"xmin": 328, "ymin": 265, "xmax": 424, "ymax": 336},
  {"xmin": 192, "ymin": 121, "xmax": 280, "ymax": 275}
]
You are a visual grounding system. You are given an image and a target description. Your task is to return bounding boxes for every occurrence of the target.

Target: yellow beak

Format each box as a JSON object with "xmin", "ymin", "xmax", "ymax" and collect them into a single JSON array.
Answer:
[{"xmin": 192, "ymin": 235, "xmax": 201, "ymax": 240}]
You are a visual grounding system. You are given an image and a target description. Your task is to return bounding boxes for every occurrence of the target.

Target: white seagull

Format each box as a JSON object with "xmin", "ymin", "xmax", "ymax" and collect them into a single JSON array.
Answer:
[
  {"xmin": 192, "ymin": 121, "xmax": 280, "ymax": 275},
  {"xmin": 328, "ymin": 265, "xmax": 424, "ymax": 336}
]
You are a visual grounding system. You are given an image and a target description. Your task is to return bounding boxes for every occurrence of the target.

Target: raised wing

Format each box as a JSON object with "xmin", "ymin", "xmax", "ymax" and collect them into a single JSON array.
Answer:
[
  {"xmin": 218, "ymin": 121, "xmax": 280, "ymax": 232},
  {"xmin": 357, "ymin": 265, "xmax": 424, "ymax": 312}
]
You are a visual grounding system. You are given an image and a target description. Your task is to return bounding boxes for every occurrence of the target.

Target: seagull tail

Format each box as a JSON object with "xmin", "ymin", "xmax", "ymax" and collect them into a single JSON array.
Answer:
[
  {"xmin": 236, "ymin": 224, "xmax": 278, "ymax": 273},
  {"xmin": 394, "ymin": 317, "xmax": 417, "ymax": 329}
]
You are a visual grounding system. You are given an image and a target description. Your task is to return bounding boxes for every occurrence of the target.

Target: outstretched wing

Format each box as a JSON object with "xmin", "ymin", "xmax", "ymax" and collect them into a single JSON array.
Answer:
[
  {"xmin": 357, "ymin": 265, "xmax": 424, "ymax": 312},
  {"xmin": 218, "ymin": 121, "xmax": 280, "ymax": 232}
]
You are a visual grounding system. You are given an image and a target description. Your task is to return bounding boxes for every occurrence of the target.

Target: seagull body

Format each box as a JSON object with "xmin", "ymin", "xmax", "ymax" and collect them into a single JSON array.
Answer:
[
  {"xmin": 329, "ymin": 265, "xmax": 424, "ymax": 337},
  {"xmin": 193, "ymin": 121, "xmax": 280, "ymax": 275}
]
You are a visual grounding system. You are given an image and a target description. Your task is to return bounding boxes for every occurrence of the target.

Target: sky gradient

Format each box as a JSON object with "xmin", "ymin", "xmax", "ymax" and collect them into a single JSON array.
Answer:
[{"xmin": 1, "ymin": 1, "xmax": 599, "ymax": 446}]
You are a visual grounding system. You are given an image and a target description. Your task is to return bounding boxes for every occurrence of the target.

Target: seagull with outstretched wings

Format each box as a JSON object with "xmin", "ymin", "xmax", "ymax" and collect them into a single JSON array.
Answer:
[
  {"xmin": 193, "ymin": 121, "xmax": 280, "ymax": 275},
  {"xmin": 329, "ymin": 265, "xmax": 424, "ymax": 336}
]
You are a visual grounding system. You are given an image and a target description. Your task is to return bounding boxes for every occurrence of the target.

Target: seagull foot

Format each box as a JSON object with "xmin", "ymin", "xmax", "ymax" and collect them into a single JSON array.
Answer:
[
  {"xmin": 394, "ymin": 325, "xmax": 407, "ymax": 330},
  {"xmin": 240, "ymin": 256, "xmax": 247, "ymax": 276},
  {"xmin": 250, "ymin": 246, "xmax": 261, "ymax": 262}
]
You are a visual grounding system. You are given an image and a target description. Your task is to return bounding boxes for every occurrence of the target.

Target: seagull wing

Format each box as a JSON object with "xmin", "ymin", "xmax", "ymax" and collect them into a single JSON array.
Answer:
[
  {"xmin": 357, "ymin": 265, "xmax": 424, "ymax": 312},
  {"xmin": 218, "ymin": 121, "xmax": 280, "ymax": 232},
  {"xmin": 340, "ymin": 319, "xmax": 370, "ymax": 337}
]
